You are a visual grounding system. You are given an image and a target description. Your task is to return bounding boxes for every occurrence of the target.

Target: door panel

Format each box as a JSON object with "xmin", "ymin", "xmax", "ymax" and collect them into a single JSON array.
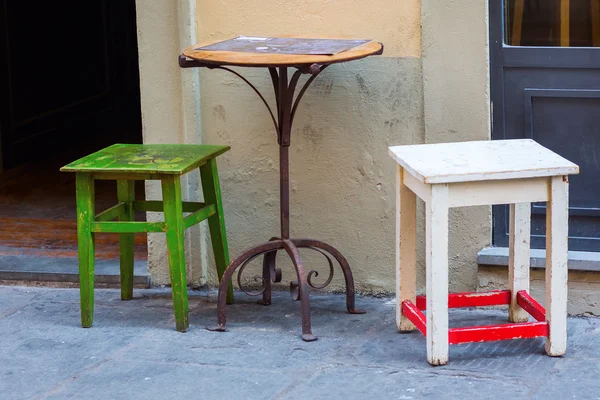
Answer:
[{"xmin": 490, "ymin": 0, "xmax": 600, "ymax": 251}]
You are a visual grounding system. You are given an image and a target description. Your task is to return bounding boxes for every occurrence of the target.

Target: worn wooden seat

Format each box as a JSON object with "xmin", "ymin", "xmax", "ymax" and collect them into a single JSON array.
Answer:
[
  {"xmin": 61, "ymin": 144, "xmax": 234, "ymax": 332},
  {"xmin": 389, "ymin": 139, "xmax": 579, "ymax": 365}
]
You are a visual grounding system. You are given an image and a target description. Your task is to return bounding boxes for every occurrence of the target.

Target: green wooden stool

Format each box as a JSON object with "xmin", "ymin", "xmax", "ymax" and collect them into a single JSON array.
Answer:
[{"xmin": 61, "ymin": 144, "xmax": 234, "ymax": 332}]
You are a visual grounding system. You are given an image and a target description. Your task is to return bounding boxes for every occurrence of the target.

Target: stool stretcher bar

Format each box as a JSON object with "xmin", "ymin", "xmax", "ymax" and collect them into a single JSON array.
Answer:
[
  {"xmin": 132, "ymin": 200, "xmax": 206, "ymax": 213},
  {"xmin": 415, "ymin": 290, "xmax": 511, "ymax": 310},
  {"xmin": 448, "ymin": 322, "xmax": 548, "ymax": 345},
  {"xmin": 402, "ymin": 300, "xmax": 426, "ymax": 336},
  {"xmin": 92, "ymin": 200, "xmax": 215, "ymax": 232},
  {"xmin": 402, "ymin": 290, "xmax": 550, "ymax": 345},
  {"xmin": 91, "ymin": 221, "xmax": 167, "ymax": 233},
  {"xmin": 183, "ymin": 205, "xmax": 217, "ymax": 229},
  {"xmin": 517, "ymin": 290, "xmax": 546, "ymax": 322},
  {"xmin": 95, "ymin": 203, "xmax": 126, "ymax": 222}
]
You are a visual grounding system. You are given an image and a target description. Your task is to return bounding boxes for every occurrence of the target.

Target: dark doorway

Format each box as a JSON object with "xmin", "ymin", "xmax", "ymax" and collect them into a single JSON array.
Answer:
[
  {"xmin": 490, "ymin": 0, "xmax": 600, "ymax": 251},
  {"xmin": 0, "ymin": 0, "xmax": 147, "ymax": 280}
]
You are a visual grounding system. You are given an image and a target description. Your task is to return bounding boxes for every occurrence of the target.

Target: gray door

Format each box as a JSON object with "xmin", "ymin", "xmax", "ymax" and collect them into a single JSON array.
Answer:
[{"xmin": 490, "ymin": 0, "xmax": 600, "ymax": 251}]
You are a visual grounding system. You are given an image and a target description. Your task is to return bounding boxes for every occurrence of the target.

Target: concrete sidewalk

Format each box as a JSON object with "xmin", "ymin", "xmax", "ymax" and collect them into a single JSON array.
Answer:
[{"xmin": 1, "ymin": 284, "xmax": 598, "ymax": 399}]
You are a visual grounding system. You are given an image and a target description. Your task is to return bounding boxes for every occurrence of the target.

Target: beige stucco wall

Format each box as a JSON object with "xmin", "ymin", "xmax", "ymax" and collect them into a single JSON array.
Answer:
[
  {"xmin": 136, "ymin": 0, "xmax": 207, "ymax": 285},
  {"xmin": 135, "ymin": 1, "xmax": 599, "ymax": 316},
  {"xmin": 135, "ymin": 0, "xmax": 494, "ymax": 293},
  {"xmin": 195, "ymin": 0, "xmax": 424, "ymax": 293},
  {"xmin": 420, "ymin": 0, "xmax": 492, "ymax": 292}
]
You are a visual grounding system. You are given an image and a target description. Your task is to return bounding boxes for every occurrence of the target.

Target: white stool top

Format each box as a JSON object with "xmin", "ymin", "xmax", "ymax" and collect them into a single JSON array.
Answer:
[{"xmin": 388, "ymin": 139, "xmax": 579, "ymax": 184}]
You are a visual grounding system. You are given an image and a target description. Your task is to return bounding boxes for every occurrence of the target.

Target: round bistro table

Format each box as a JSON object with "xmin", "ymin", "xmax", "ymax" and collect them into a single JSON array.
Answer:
[{"xmin": 180, "ymin": 36, "xmax": 383, "ymax": 341}]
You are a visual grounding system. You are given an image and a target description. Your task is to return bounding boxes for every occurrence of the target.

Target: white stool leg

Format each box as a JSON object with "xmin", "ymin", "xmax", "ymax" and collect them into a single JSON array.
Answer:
[
  {"xmin": 396, "ymin": 165, "xmax": 417, "ymax": 332},
  {"xmin": 508, "ymin": 203, "xmax": 531, "ymax": 322},
  {"xmin": 426, "ymin": 184, "xmax": 449, "ymax": 366},
  {"xmin": 545, "ymin": 176, "xmax": 569, "ymax": 356}
]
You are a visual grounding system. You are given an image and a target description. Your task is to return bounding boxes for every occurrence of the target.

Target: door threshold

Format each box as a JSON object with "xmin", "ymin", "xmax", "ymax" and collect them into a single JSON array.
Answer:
[{"xmin": 0, "ymin": 254, "xmax": 149, "ymax": 286}]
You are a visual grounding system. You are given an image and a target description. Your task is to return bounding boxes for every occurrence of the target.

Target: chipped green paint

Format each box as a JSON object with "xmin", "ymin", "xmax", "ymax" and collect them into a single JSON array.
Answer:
[
  {"xmin": 161, "ymin": 175, "xmax": 189, "ymax": 332},
  {"xmin": 91, "ymin": 221, "xmax": 167, "ymax": 233},
  {"xmin": 117, "ymin": 180, "xmax": 135, "ymax": 301},
  {"xmin": 76, "ymin": 173, "xmax": 95, "ymax": 328},
  {"xmin": 183, "ymin": 204, "xmax": 217, "ymax": 230},
  {"xmin": 60, "ymin": 144, "xmax": 230, "ymax": 175},
  {"xmin": 95, "ymin": 202, "xmax": 126, "ymax": 221},
  {"xmin": 200, "ymin": 158, "xmax": 234, "ymax": 304},
  {"xmin": 66, "ymin": 144, "xmax": 232, "ymax": 332}
]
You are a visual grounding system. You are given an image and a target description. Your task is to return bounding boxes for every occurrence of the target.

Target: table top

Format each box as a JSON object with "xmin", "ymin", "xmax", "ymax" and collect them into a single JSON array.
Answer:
[
  {"xmin": 388, "ymin": 139, "xmax": 579, "ymax": 184},
  {"xmin": 61, "ymin": 144, "xmax": 230, "ymax": 175},
  {"xmin": 182, "ymin": 35, "xmax": 383, "ymax": 68}
]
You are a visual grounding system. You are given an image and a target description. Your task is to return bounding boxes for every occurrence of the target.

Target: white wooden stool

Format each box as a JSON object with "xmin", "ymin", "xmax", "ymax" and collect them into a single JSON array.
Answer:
[{"xmin": 388, "ymin": 139, "xmax": 579, "ymax": 366}]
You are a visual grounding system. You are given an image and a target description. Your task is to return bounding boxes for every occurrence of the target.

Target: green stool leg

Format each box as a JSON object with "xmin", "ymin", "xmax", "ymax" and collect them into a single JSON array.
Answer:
[
  {"xmin": 117, "ymin": 180, "xmax": 135, "ymax": 300},
  {"xmin": 76, "ymin": 173, "xmax": 96, "ymax": 328},
  {"xmin": 161, "ymin": 176, "xmax": 189, "ymax": 332},
  {"xmin": 200, "ymin": 158, "xmax": 234, "ymax": 305}
]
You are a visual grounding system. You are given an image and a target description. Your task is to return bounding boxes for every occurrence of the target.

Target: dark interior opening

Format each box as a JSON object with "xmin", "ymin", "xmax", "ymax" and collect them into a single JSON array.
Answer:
[{"xmin": 0, "ymin": 0, "xmax": 147, "ymax": 277}]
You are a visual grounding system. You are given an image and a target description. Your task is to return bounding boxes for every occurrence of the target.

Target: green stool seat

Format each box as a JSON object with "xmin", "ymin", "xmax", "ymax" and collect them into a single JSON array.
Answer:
[{"xmin": 61, "ymin": 144, "xmax": 234, "ymax": 332}]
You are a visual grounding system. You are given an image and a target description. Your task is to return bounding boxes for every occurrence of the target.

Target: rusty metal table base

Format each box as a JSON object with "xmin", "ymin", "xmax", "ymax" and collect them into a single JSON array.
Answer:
[
  {"xmin": 180, "ymin": 57, "xmax": 366, "ymax": 341},
  {"xmin": 208, "ymin": 238, "xmax": 364, "ymax": 341}
]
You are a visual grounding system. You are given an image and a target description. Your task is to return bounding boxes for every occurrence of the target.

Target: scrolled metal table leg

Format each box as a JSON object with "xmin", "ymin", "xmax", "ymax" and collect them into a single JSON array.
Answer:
[
  {"xmin": 281, "ymin": 239, "xmax": 317, "ymax": 341},
  {"xmin": 207, "ymin": 237, "xmax": 364, "ymax": 339},
  {"xmin": 207, "ymin": 240, "xmax": 284, "ymax": 332},
  {"xmin": 258, "ymin": 237, "xmax": 282, "ymax": 306},
  {"xmin": 257, "ymin": 251, "xmax": 275, "ymax": 306},
  {"xmin": 291, "ymin": 238, "xmax": 366, "ymax": 315}
]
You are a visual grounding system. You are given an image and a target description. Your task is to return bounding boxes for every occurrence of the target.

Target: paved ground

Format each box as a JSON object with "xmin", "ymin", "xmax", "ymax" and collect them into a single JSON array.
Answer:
[{"xmin": 1, "ymin": 284, "xmax": 599, "ymax": 400}]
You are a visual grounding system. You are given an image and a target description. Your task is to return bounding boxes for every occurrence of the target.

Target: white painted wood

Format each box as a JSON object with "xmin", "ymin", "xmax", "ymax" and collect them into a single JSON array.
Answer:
[
  {"xmin": 426, "ymin": 184, "xmax": 449, "ymax": 366},
  {"xmin": 545, "ymin": 176, "xmax": 569, "ymax": 356},
  {"xmin": 447, "ymin": 178, "xmax": 549, "ymax": 207},
  {"xmin": 388, "ymin": 139, "xmax": 579, "ymax": 184},
  {"xmin": 396, "ymin": 165, "xmax": 417, "ymax": 332},
  {"xmin": 388, "ymin": 140, "xmax": 578, "ymax": 364},
  {"xmin": 403, "ymin": 168, "xmax": 430, "ymax": 204},
  {"xmin": 508, "ymin": 203, "xmax": 531, "ymax": 322}
]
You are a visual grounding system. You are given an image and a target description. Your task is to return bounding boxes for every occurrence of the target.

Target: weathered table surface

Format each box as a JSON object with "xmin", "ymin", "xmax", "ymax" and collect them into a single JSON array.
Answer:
[
  {"xmin": 389, "ymin": 139, "xmax": 579, "ymax": 184},
  {"xmin": 182, "ymin": 35, "xmax": 383, "ymax": 67}
]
